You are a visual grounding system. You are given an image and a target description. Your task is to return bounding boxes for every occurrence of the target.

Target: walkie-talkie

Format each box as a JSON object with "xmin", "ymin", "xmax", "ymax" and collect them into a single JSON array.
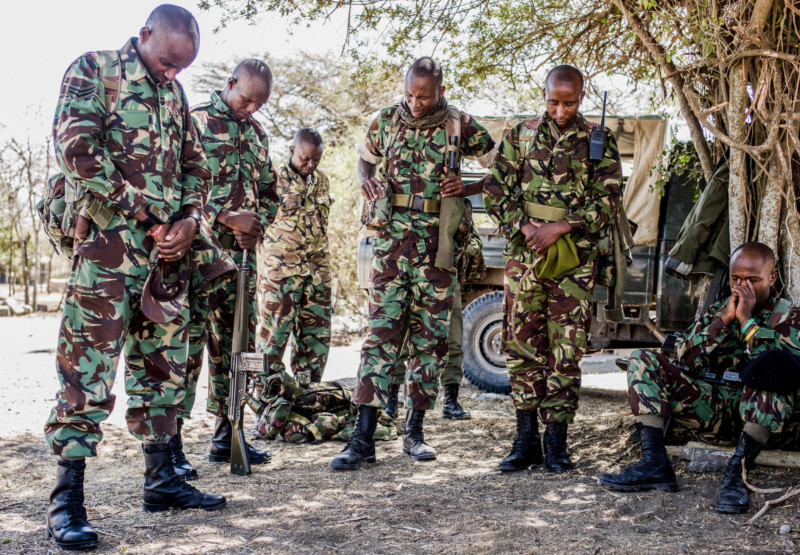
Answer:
[
  {"xmin": 447, "ymin": 135, "xmax": 459, "ymax": 175},
  {"xmin": 589, "ymin": 91, "xmax": 607, "ymax": 163}
]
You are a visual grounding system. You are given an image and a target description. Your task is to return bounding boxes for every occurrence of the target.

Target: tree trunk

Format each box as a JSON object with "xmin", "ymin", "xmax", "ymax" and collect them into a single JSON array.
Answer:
[{"xmin": 727, "ymin": 62, "xmax": 750, "ymax": 248}]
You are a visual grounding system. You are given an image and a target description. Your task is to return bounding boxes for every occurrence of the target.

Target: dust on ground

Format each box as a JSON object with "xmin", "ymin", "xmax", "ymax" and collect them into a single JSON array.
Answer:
[{"xmin": 2, "ymin": 385, "xmax": 799, "ymax": 554}]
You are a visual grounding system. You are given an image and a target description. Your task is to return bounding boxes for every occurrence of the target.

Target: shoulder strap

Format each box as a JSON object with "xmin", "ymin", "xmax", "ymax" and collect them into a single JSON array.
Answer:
[
  {"xmin": 95, "ymin": 50, "xmax": 123, "ymax": 115},
  {"xmin": 518, "ymin": 117, "xmax": 541, "ymax": 158}
]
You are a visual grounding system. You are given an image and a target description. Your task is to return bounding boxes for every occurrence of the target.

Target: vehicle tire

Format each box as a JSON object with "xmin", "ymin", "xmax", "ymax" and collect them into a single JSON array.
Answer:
[{"xmin": 462, "ymin": 290, "xmax": 510, "ymax": 394}]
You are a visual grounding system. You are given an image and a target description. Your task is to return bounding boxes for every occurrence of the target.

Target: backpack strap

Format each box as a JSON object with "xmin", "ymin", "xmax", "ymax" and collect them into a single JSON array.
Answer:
[{"xmin": 518, "ymin": 117, "xmax": 541, "ymax": 159}]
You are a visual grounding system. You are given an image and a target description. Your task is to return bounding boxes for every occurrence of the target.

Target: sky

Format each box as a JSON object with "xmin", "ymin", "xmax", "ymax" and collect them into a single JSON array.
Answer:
[{"xmin": 0, "ymin": 0, "xmax": 352, "ymax": 141}]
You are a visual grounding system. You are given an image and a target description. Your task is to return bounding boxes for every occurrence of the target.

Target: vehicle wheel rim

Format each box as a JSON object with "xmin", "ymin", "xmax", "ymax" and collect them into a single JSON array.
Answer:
[{"xmin": 475, "ymin": 316, "xmax": 506, "ymax": 368}]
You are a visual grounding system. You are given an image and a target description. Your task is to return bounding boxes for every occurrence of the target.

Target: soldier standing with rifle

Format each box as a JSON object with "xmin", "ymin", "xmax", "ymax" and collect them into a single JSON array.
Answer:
[
  {"xmin": 331, "ymin": 57, "xmax": 494, "ymax": 469},
  {"xmin": 180, "ymin": 59, "xmax": 279, "ymax": 477},
  {"xmin": 484, "ymin": 65, "xmax": 622, "ymax": 474},
  {"xmin": 44, "ymin": 5, "xmax": 227, "ymax": 550}
]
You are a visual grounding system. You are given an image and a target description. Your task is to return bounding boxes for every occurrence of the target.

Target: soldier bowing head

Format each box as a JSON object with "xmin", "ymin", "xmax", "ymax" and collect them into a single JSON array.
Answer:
[
  {"xmin": 290, "ymin": 128, "xmax": 324, "ymax": 178},
  {"xmin": 729, "ymin": 242, "xmax": 778, "ymax": 311},
  {"xmin": 404, "ymin": 57, "xmax": 445, "ymax": 118},
  {"xmin": 137, "ymin": 4, "xmax": 200, "ymax": 83},
  {"xmin": 221, "ymin": 59, "xmax": 273, "ymax": 121},
  {"xmin": 544, "ymin": 64, "xmax": 586, "ymax": 132}
]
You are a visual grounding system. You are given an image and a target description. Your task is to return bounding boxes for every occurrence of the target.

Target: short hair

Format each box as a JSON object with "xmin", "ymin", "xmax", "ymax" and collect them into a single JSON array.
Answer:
[
  {"xmin": 145, "ymin": 4, "xmax": 199, "ymax": 42},
  {"xmin": 406, "ymin": 56, "xmax": 443, "ymax": 88},
  {"xmin": 294, "ymin": 128, "xmax": 323, "ymax": 148},
  {"xmin": 731, "ymin": 241, "xmax": 777, "ymax": 272},
  {"xmin": 232, "ymin": 58, "xmax": 273, "ymax": 90},
  {"xmin": 545, "ymin": 65, "xmax": 584, "ymax": 92}
]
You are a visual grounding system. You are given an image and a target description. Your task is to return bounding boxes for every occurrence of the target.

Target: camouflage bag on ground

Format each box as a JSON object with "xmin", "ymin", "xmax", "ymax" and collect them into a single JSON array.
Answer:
[
  {"xmin": 38, "ymin": 50, "xmax": 121, "ymax": 258},
  {"xmin": 253, "ymin": 370, "xmax": 397, "ymax": 443},
  {"xmin": 457, "ymin": 198, "xmax": 487, "ymax": 283}
]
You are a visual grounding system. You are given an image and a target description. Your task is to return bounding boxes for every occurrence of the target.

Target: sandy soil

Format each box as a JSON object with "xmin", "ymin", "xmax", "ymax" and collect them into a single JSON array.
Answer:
[{"xmin": 1, "ymin": 314, "xmax": 799, "ymax": 554}]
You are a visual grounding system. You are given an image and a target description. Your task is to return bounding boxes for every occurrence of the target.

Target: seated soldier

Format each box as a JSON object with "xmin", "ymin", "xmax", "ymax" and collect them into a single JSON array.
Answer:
[{"xmin": 598, "ymin": 242, "xmax": 800, "ymax": 514}]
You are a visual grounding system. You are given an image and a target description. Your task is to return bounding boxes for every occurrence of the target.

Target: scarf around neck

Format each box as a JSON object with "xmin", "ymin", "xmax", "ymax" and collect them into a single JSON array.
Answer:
[{"xmin": 393, "ymin": 97, "xmax": 450, "ymax": 130}]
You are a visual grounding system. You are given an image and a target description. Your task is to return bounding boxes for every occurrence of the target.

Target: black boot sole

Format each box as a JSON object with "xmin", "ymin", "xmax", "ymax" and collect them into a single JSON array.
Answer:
[
  {"xmin": 714, "ymin": 502, "xmax": 748, "ymax": 514},
  {"xmin": 545, "ymin": 463, "xmax": 575, "ymax": 474},
  {"xmin": 46, "ymin": 524, "xmax": 99, "ymax": 550},
  {"xmin": 142, "ymin": 499, "xmax": 227, "ymax": 513},
  {"xmin": 498, "ymin": 460, "xmax": 542, "ymax": 472},
  {"xmin": 442, "ymin": 412, "xmax": 472, "ymax": 420},
  {"xmin": 402, "ymin": 448, "xmax": 437, "ymax": 461},
  {"xmin": 597, "ymin": 476, "xmax": 678, "ymax": 493},
  {"xmin": 330, "ymin": 455, "xmax": 376, "ymax": 470}
]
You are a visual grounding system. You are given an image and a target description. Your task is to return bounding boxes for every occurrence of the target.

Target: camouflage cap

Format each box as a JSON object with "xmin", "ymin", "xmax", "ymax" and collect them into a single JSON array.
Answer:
[{"xmin": 141, "ymin": 248, "xmax": 191, "ymax": 324}]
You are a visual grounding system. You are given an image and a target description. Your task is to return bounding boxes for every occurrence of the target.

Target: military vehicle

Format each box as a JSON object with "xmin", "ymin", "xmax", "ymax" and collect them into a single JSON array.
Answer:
[{"xmin": 357, "ymin": 114, "xmax": 701, "ymax": 393}]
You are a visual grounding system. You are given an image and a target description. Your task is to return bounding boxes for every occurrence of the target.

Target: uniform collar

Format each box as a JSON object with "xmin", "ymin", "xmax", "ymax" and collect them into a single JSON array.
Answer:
[
  {"xmin": 120, "ymin": 38, "xmax": 152, "ymax": 84},
  {"xmin": 210, "ymin": 90, "xmax": 233, "ymax": 115},
  {"xmin": 541, "ymin": 111, "xmax": 589, "ymax": 140},
  {"xmin": 283, "ymin": 160, "xmax": 316, "ymax": 186}
]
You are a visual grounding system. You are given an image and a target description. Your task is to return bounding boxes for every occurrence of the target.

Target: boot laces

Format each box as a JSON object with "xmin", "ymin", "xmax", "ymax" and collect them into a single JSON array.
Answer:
[
  {"xmin": 169, "ymin": 434, "xmax": 190, "ymax": 466},
  {"xmin": 67, "ymin": 467, "xmax": 88, "ymax": 521}
]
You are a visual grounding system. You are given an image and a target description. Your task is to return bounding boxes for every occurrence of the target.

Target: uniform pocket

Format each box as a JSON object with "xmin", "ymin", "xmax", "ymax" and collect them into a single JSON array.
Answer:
[{"xmin": 106, "ymin": 109, "xmax": 153, "ymax": 161}]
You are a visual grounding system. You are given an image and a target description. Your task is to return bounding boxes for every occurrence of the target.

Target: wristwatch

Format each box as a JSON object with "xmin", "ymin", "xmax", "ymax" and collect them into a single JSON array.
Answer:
[{"xmin": 184, "ymin": 210, "xmax": 202, "ymax": 228}]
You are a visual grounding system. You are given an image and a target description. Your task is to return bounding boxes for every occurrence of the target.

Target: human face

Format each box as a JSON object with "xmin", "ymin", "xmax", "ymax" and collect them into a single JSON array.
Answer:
[
  {"xmin": 137, "ymin": 27, "xmax": 198, "ymax": 83},
  {"xmin": 404, "ymin": 73, "xmax": 445, "ymax": 118},
  {"xmin": 543, "ymin": 79, "xmax": 585, "ymax": 132},
  {"xmin": 290, "ymin": 141, "xmax": 323, "ymax": 177},
  {"xmin": 729, "ymin": 250, "xmax": 777, "ymax": 308},
  {"xmin": 222, "ymin": 74, "xmax": 271, "ymax": 121}
]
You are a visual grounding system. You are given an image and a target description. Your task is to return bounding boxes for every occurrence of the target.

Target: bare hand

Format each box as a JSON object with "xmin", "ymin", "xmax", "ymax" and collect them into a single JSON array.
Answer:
[
  {"xmin": 221, "ymin": 210, "xmax": 262, "ymax": 236},
  {"xmin": 720, "ymin": 291, "xmax": 738, "ymax": 327},
  {"xmin": 361, "ymin": 178, "xmax": 386, "ymax": 202},
  {"xmin": 522, "ymin": 218, "xmax": 570, "ymax": 254},
  {"xmin": 734, "ymin": 280, "xmax": 757, "ymax": 326},
  {"xmin": 75, "ymin": 215, "xmax": 91, "ymax": 241},
  {"xmin": 156, "ymin": 219, "xmax": 196, "ymax": 261},
  {"xmin": 233, "ymin": 229, "xmax": 260, "ymax": 249},
  {"xmin": 441, "ymin": 176, "xmax": 465, "ymax": 198}
]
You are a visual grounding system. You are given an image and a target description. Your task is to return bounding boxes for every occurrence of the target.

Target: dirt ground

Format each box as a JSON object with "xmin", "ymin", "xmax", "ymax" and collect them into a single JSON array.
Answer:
[{"xmin": 2, "ymin": 383, "xmax": 800, "ymax": 554}]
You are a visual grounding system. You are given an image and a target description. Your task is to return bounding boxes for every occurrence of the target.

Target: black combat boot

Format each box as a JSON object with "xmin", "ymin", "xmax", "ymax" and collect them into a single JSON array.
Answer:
[
  {"xmin": 597, "ymin": 423, "xmax": 678, "ymax": 492},
  {"xmin": 403, "ymin": 409, "xmax": 437, "ymax": 461},
  {"xmin": 142, "ymin": 443, "xmax": 227, "ymax": 512},
  {"xmin": 330, "ymin": 405, "xmax": 378, "ymax": 469},
  {"xmin": 544, "ymin": 422, "xmax": 575, "ymax": 473},
  {"xmin": 169, "ymin": 418, "xmax": 198, "ymax": 481},
  {"xmin": 499, "ymin": 410, "xmax": 543, "ymax": 471},
  {"xmin": 385, "ymin": 384, "xmax": 401, "ymax": 419},
  {"xmin": 714, "ymin": 432, "xmax": 765, "ymax": 514},
  {"xmin": 46, "ymin": 458, "xmax": 99, "ymax": 550},
  {"xmin": 208, "ymin": 416, "xmax": 271, "ymax": 464},
  {"xmin": 442, "ymin": 384, "xmax": 471, "ymax": 420}
]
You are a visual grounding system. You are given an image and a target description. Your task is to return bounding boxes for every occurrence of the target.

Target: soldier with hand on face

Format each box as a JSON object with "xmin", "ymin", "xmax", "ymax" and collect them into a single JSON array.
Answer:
[
  {"xmin": 44, "ymin": 5, "xmax": 227, "ymax": 550},
  {"xmin": 484, "ymin": 65, "xmax": 622, "ymax": 474},
  {"xmin": 599, "ymin": 242, "xmax": 800, "ymax": 515},
  {"xmin": 257, "ymin": 128, "xmax": 332, "ymax": 387},
  {"xmin": 331, "ymin": 57, "xmax": 494, "ymax": 470},
  {"xmin": 179, "ymin": 59, "xmax": 279, "ymax": 478}
]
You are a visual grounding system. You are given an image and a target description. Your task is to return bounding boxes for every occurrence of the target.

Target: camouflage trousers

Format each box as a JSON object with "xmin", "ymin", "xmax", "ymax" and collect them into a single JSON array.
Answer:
[
  {"xmin": 392, "ymin": 280, "xmax": 464, "ymax": 388},
  {"xmin": 183, "ymin": 249, "xmax": 259, "ymax": 418},
  {"xmin": 628, "ymin": 348, "xmax": 800, "ymax": 446},
  {"xmin": 257, "ymin": 272, "xmax": 331, "ymax": 383},
  {"xmin": 45, "ymin": 256, "xmax": 189, "ymax": 458},
  {"xmin": 353, "ymin": 246, "xmax": 456, "ymax": 411},
  {"xmin": 503, "ymin": 255, "xmax": 596, "ymax": 424}
]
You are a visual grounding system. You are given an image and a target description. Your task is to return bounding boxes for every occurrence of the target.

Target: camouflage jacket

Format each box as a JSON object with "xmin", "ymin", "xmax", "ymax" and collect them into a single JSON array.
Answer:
[
  {"xmin": 259, "ymin": 162, "xmax": 332, "ymax": 280},
  {"xmin": 191, "ymin": 91, "xmax": 278, "ymax": 248},
  {"xmin": 483, "ymin": 112, "xmax": 622, "ymax": 263},
  {"xmin": 358, "ymin": 105, "xmax": 494, "ymax": 262},
  {"xmin": 676, "ymin": 291, "xmax": 800, "ymax": 376},
  {"xmin": 52, "ymin": 38, "xmax": 210, "ymax": 273}
]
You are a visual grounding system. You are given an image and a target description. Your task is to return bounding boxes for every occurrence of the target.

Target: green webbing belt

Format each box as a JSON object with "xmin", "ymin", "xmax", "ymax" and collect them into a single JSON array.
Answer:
[{"xmin": 522, "ymin": 200, "xmax": 567, "ymax": 222}]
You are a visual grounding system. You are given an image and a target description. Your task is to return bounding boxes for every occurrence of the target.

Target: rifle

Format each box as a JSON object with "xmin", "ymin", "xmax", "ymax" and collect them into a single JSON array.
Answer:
[{"xmin": 227, "ymin": 248, "xmax": 267, "ymax": 476}]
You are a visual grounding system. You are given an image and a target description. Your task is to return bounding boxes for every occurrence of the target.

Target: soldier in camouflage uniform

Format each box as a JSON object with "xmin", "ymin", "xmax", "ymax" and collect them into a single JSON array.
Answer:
[
  {"xmin": 484, "ymin": 65, "xmax": 622, "ymax": 473},
  {"xmin": 599, "ymin": 243, "xmax": 800, "ymax": 515},
  {"xmin": 176, "ymin": 59, "xmax": 279, "ymax": 479},
  {"xmin": 331, "ymin": 57, "xmax": 494, "ymax": 470},
  {"xmin": 257, "ymin": 128, "xmax": 332, "ymax": 386},
  {"xmin": 43, "ymin": 6, "xmax": 227, "ymax": 550}
]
